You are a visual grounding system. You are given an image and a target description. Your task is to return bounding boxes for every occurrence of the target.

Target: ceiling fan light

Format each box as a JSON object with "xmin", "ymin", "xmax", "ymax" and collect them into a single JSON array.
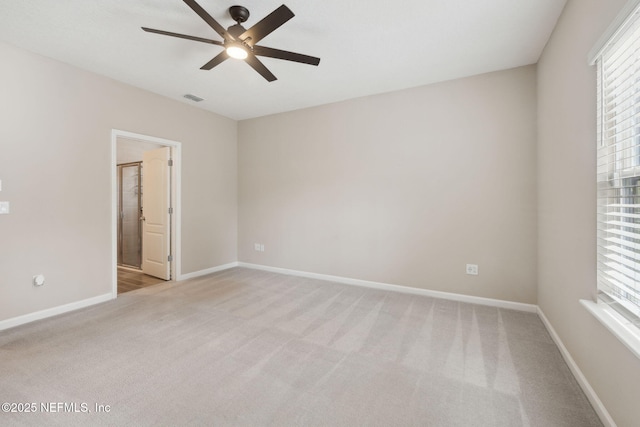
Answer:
[{"xmin": 226, "ymin": 45, "xmax": 248, "ymax": 60}]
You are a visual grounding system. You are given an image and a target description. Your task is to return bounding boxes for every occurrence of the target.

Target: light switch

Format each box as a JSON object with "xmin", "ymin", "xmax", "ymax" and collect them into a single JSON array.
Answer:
[{"xmin": 0, "ymin": 201, "xmax": 10, "ymax": 214}]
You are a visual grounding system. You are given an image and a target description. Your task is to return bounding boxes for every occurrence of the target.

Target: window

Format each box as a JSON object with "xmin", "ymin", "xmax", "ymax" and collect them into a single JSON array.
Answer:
[{"xmin": 594, "ymin": 2, "xmax": 640, "ymax": 327}]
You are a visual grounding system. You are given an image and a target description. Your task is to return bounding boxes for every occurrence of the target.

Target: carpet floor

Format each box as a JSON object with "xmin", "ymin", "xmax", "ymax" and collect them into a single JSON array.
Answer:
[{"xmin": 0, "ymin": 267, "xmax": 601, "ymax": 426}]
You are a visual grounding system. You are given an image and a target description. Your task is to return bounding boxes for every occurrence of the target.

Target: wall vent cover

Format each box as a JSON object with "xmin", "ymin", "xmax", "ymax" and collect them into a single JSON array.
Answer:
[{"xmin": 183, "ymin": 93, "xmax": 204, "ymax": 102}]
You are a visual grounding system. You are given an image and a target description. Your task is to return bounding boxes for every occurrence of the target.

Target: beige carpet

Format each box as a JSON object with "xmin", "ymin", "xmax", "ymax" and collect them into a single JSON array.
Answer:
[{"xmin": 0, "ymin": 267, "xmax": 601, "ymax": 426}]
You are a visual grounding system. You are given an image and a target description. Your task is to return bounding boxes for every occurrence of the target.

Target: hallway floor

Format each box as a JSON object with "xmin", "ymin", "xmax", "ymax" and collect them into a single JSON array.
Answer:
[{"xmin": 117, "ymin": 267, "xmax": 166, "ymax": 294}]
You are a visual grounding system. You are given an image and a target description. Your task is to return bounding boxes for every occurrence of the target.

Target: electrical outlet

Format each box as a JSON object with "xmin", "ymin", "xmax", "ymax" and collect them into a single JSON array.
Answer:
[
  {"xmin": 254, "ymin": 243, "xmax": 261, "ymax": 251},
  {"xmin": 466, "ymin": 264, "xmax": 479, "ymax": 275},
  {"xmin": 33, "ymin": 274, "xmax": 45, "ymax": 287},
  {"xmin": 260, "ymin": 244, "xmax": 265, "ymax": 252}
]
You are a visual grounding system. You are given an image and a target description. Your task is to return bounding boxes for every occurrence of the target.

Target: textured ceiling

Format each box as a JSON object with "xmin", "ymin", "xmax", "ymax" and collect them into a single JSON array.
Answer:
[{"xmin": 0, "ymin": 0, "xmax": 566, "ymax": 120}]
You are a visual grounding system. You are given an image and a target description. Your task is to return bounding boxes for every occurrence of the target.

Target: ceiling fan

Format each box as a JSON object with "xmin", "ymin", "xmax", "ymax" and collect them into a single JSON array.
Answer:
[{"xmin": 142, "ymin": 0, "xmax": 320, "ymax": 82}]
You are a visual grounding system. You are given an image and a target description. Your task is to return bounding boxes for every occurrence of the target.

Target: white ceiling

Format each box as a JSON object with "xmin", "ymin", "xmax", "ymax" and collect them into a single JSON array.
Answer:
[{"xmin": 0, "ymin": 0, "xmax": 566, "ymax": 120}]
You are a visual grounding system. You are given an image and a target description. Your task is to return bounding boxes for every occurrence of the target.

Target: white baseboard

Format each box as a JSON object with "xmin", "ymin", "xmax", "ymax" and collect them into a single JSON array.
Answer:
[
  {"xmin": 178, "ymin": 262, "xmax": 239, "ymax": 280},
  {"xmin": 238, "ymin": 262, "xmax": 537, "ymax": 313},
  {"xmin": 0, "ymin": 293, "xmax": 113, "ymax": 332},
  {"xmin": 537, "ymin": 307, "xmax": 615, "ymax": 427}
]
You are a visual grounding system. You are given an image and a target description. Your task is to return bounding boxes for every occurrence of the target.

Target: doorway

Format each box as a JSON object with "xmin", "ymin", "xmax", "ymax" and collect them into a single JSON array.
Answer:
[{"xmin": 111, "ymin": 130, "xmax": 182, "ymax": 297}]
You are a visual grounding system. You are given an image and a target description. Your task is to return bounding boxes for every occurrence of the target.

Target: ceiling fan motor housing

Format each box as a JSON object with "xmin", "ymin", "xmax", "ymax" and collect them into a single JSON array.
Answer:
[{"xmin": 228, "ymin": 23, "xmax": 246, "ymax": 39}]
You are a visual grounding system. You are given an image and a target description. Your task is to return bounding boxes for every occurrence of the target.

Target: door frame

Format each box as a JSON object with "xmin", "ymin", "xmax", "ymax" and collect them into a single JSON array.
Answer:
[{"xmin": 110, "ymin": 129, "xmax": 182, "ymax": 298}]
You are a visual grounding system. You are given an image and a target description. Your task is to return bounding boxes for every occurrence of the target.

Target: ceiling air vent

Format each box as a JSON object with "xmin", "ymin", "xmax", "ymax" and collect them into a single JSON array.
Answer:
[{"xmin": 183, "ymin": 93, "xmax": 204, "ymax": 102}]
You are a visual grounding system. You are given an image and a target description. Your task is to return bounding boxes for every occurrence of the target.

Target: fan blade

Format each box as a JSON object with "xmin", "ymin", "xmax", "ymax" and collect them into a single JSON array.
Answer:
[
  {"xmin": 240, "ymin": 5, "xmax": 294, "ymax": 46},
  {"xmin": 142, "ymin": 27, "xmax": 223, "ymax": 46},
  {"xmin": 245, "ymin": 53, "xmax": 277, "ymax": 82},
  {"xmin": 253, "ymin": 45, "xmax": 320, "ymax": 66},
  {"xmin": 201, "ymin": 51, "xmax": 229, "ymax": 70},
  {"xmin": 183, "ymin": 0, "xmax": 233, "ymax": 40}
]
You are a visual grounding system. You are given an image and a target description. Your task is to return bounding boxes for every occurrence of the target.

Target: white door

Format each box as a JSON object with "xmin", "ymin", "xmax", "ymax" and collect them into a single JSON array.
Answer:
[{"xmin": 142, "ymin": 147, "xmax": 171, "ymax": 280}]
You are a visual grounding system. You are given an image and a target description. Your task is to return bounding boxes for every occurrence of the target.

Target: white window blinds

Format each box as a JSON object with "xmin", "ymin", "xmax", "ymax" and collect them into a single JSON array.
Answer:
[{"xmin": 596, "ymin": 4, "xmax": 640, "ymax": 322}]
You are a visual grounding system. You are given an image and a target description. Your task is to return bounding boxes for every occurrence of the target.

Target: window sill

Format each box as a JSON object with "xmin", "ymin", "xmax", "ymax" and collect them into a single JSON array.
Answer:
[{"xmin": 580, "ymin": 299, "xmax": 640, "ymax": 359}]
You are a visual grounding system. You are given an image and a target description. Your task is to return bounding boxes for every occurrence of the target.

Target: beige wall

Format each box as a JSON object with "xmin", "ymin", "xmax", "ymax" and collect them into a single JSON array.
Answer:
[
  {"xmin": 0, "ymin": 41, "xmax": 237, "ymax": 322},
  {"xmin": 238, "ymin": 65, "xmax": 538, "ymax": 303},
  {"xmin": 537, "ymin": 0, "xmax": 640, "ymax": 425}
]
